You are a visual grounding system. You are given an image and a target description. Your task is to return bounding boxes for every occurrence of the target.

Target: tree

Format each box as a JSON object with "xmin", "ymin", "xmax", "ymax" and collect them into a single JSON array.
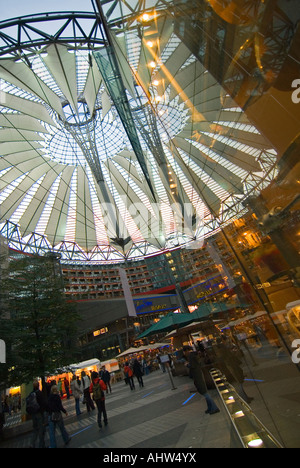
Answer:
[{"xmin": 0, "ymin": 253, "xmax": 81, "ymax": 393}]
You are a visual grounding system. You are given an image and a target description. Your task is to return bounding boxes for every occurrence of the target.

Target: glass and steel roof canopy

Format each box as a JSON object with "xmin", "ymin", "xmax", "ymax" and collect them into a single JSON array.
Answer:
[{"xmin": 0, "ymin": 0, "xmax": 278, "ymax": 263}]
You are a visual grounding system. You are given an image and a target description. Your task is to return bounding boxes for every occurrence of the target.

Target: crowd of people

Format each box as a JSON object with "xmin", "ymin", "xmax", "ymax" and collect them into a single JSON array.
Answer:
[
  {"xmin": 1, "ymin": 393, "xmax": 21, "ymax": 416},
  {"xmin": 0, "ymin": 393, "xmax": 21, "ymax": 441},
  {"xmin": 123, "ymin": 358, "xmax": 145, "ymax": 390},
  {"xmin": 23, "ymin": 365, "xmax": 112, "ymax": 448},
  {"xmin": 1, "ymin": 336, "xmax": 253, "ymax": 447}
]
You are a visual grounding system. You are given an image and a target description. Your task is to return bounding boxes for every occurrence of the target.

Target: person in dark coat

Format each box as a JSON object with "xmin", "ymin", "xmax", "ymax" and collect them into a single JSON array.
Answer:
[
  {"xmin": 215, "ymin": 336, "xmax": 253, "ymax": 403},
  {"xmin": 132, "ymin": 358, "xmax": 144, "ymax": 388},
  {"xmin": 101, "ymin": 366, "xmax": 112, "ymax": 394},
  {"xmin": 81, "ymin": 371, "xmax": 95, "ymax": 412},
  {"xmin": 182, "ymin": 346, "xmax": 220, "ymax": 415},
  {"xmin": 29, "ymin": 379, "xmax": 48, "ymax": 448},
  {"xmin": 47, "ymin": 385, "xmax": 71, "ymax": 448}
]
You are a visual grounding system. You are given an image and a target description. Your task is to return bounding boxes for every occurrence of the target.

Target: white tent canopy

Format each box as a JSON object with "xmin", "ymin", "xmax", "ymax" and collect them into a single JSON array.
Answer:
[
  {"xmin": 116, "ymin": 346, "xmax": 149, "ymax": 358},
  {"xmin": 116, "ymin": 343, "xmax": 170, "ymax": 358},
  {"xmin": 0, "ymin": 11, "xmax": 278, "ymax": 262},
  {"xmin": 68, "ymin": 358, "xmax": 101, "ymax": 370}
]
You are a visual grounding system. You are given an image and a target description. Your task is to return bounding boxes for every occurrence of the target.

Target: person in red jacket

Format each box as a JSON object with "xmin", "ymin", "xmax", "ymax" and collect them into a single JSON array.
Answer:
[
  {"xmin": 124, "ymin": 361, "xmax": 135, "ymax": 390},
  {"xmin": 89, "ymin": 371, "xmax": 108, "ymax": 429}
]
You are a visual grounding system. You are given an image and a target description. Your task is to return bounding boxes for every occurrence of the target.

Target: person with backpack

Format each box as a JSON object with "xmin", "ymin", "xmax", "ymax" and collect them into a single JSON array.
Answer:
[
  {"xmin": 26, "ymin": 379, "xmax": 47, "ymax": 448},
  {"xmin": 89, "ymin": 371, "xmax": 108, "ymax": 429},
  {"xmin": 101, "ymin": 366, "xmax": 112, "ymax": 394},
  {"xmin": 124, "ymin": 361, "xmax": 135, "ymax": 390},
  {"xmin": 47, "ymin": 384, "xmax": 71, "ymax": 448}
]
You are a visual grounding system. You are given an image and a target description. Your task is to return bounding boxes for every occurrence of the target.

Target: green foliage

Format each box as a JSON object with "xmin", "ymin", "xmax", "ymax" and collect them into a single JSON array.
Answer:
[{"xmin": 0, "ymin": 253, "xmax": 81, "ymax": 390}]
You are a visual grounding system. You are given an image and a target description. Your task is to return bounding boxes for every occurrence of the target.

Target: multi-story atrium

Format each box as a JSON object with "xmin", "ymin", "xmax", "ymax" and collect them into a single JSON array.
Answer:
[{"xmin": 0, "ymin": 0, "xmax": 300, "ymax": 449}]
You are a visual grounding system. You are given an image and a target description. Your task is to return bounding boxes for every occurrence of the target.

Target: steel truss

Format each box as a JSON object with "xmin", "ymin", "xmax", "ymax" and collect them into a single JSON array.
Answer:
[{"xmin": 0, "ymin": 2, "xmax": 281, "ymax": 263}]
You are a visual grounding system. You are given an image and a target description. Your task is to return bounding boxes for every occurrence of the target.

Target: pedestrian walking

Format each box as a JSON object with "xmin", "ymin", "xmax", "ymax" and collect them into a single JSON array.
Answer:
[
  {"xmin": 157, "ymin": 353, "xmax": 166, "ymax": 373},
  {"xmin": 81, "ymin": 371, "xmax": 95, "ymax": 412},
  {"xmin": 101, "ymin": 366, "xmax": 112, "ymax": 394},
  {"xmin": 215, "ymin": 336, "xmax": 253, "ymax": 404},
  {"xmin": 64, "ymin": 377, "xmax": 70, "ymax": 399},
  {"xmin": 132, "ymin": 358, "xmax": 144, "ymax": 388},
  {"xmin": 124, "ymin": 361, "xmax": 135, "ymax": 390},
  {"xmin": 89, "ymin": 371, "xmax": 108, "ymax": 429},
  {"xmin": 47, "ymin": 385, "xmax": 71, "ymax": 448},
  {"xmin": 26, "ymin": 379, "xmax": 47, "ymax": 448},
  {"xmin": 57, "ymin": 379, "xmax": 63, "ymax": 397},
  {"xmin": 70, "ymin": 375, "xmax": 83, "ymax": 416},
  {"xmin": 141, "ymin": 357, "xmax": 149, "ymax": 375},
  {"xmin": 182, "ymin": 346, "xmax": 220, "ymax": 415}
]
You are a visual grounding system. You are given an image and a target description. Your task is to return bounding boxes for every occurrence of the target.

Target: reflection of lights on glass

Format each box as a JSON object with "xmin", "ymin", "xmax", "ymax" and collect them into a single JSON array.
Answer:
[
  {"xmin": 226, "ymin": 396, "xmax": 235, "ymax": 404},
  {"xmin": 152, "ymin": 80, "xmax": 159, "ymax": 86},
  {"xmin": 248, "ymin": 438, "xmax": 264, "ymax": 448},
  {"xmin": 142, "ymin": 13, "xmax": 150, "ymax": 21},
  {"xmin": 233, "ymin": 410, "xmax": 244, "ymax": 418},
  {"xmin": 149, "ymin": 61, "xmax": 156, "ymax": 68},
  {"xmin": 147, "ymin": 41, "xmax": 154, "ymax": 47}
]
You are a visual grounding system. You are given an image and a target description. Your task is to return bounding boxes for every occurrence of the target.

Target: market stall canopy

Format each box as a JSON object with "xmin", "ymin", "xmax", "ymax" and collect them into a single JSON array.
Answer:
[
  {"xmin": 69, "ymin": 358, "xmax": 101, "ymax": 370},
  {"xmin": 138, "ymin": 312, "xmax": 193, "ymax": 338},
  {"xmin": 250, "ymin": 310, "xmax": 267, "ymax": 319},
  {"xmin": 165, "ymin": 321, "xmax": 205, "ymax": 338},
  {"xmin": 226, "ymin": 317, "xmax": 250, "ymax": 328},
  {"xmin": 189, "ymin": 301, "xmax": 245, "ymax": 319},
  {"xmin": 221, "ymin": 310, "xmax": 268, "ymax": 329},
  {"xmin": 209, "ymin": 301, "xmax": 248, "ymax": 313},
  {"xmin": 147, "ymin": 343, "xmax": 170, "ymax": 350},
  {"xmin": 138, "ymin": 302, "xmax": 250, "ymax": 339},
  {"xmin": 188, "ymin": 305, "xmax": 213, "ymax": 321},
  {"xmin": 116, "ymin": 346, "xmax": 149, "ymax": 358}
]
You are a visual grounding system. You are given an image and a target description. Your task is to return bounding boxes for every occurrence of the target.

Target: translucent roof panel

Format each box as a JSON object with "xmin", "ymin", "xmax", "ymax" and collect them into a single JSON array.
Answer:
[{"xmin": 0, "ymin": 3, "xmax": 278, "ymax": 263}]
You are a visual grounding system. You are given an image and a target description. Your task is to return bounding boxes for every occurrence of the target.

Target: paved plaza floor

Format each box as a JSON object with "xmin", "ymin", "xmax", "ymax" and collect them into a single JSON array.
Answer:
[
  {"xmin": 1, "ymin": 369, "xmax": 241, "ymax": 450},
  {"xmin": 2, "ymin": 344, "xmax": 300, "ymax": 450}
]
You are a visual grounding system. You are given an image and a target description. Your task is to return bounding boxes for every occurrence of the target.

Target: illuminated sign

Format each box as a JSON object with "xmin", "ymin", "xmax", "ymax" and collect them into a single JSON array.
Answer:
[
  {"xmin": 93, "ymin": 327, "xmax": 108, "ymax": 337},
  {"xmin": 135, "ymin": 299, "xmax": 170, "ymax": 314}
]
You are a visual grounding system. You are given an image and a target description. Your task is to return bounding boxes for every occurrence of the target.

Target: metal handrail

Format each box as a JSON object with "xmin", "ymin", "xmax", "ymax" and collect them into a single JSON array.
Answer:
[{"xmin": 210, "ymin": 368, "xmax": 283, "ymax": 448}]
